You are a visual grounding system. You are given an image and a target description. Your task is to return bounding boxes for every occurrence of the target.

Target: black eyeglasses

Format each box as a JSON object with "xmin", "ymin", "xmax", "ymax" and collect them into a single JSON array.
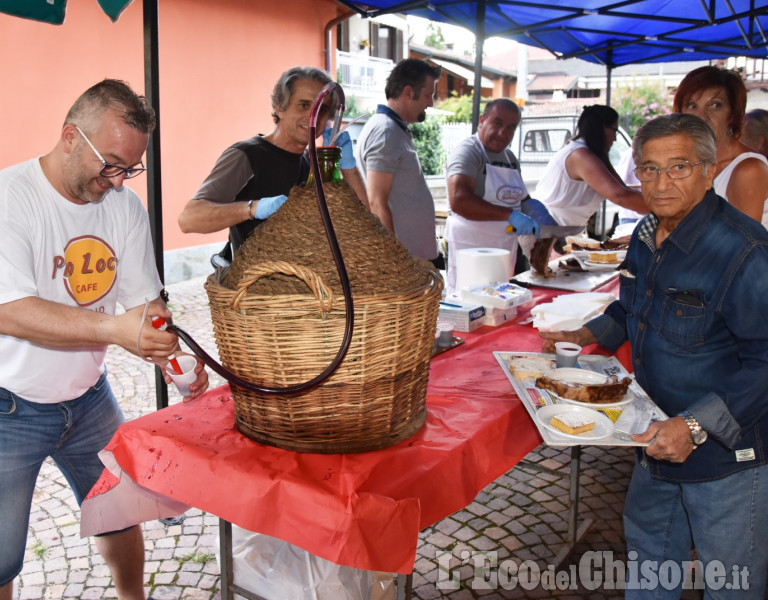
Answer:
[
  {"xmin": 633, "ymin": 160, "xmax": 705, "ymax": 182},
  {"xmin": 75, "ymin": 126, "xmax": 146, "ymax": 179}
]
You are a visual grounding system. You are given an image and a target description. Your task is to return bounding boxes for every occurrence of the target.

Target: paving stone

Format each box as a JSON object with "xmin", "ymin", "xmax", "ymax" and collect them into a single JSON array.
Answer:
[
  {"xmin": 153, "ymin": 572, "xmax": 177, "ymax": 585},
  {"xmin": 424, "ymin": 531, "xmax": 456, "ymax": 549},
  {"xmin": 435, "ymin": 517, "xmax": 462, "ymax": 536},
  {"xmin": 453, "ymin": 526, "xmax": 479, "ymax": 542}
]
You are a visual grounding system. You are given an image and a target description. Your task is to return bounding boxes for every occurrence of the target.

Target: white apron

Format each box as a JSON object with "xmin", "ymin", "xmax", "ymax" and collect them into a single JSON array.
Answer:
[{"xmin": 445, "ymin": 137, "xmax": 527, "ymax": 294}]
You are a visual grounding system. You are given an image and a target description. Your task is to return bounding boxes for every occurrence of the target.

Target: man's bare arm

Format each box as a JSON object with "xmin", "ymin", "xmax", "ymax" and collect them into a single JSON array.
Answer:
[
  {"xmin": 365, "ymin": 169, "xmax": 396, "ymax": 230},
  {"xmin": 0, "ymin": 296, "xmax": 177, "ymax": 360},
  {"xmin": 342, "ymin": 167, "xmax": 371, "ymax": 210},
  {"xmin": 178, "ymin": 198, "xmax": 251, "ymax": 235},
  {"xmin": 448, "ymin": 173, "xmax": 515, "ymax": 221}
]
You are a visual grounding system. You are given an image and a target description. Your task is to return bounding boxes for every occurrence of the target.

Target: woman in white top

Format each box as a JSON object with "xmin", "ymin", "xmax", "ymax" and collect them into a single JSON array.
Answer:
[
  {"xmin": 674, "ymin": 66, "xmax": 768, "ymax": 227},
  {"xmin": 535, "ymin": 105, "xmax": 646, "ymax": 227}
]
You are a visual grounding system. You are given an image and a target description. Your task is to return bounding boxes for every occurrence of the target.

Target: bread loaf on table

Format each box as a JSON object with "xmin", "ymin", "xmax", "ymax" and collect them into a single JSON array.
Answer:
[{"xmin": 508, "ymin": 356, "xmax": 554, "ymax": 379}]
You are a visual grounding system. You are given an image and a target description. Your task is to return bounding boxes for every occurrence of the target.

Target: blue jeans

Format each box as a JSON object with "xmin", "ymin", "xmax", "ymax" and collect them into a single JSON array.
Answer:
[
  {"xmin": 623, "ymin": 458, "xmax": 768, "ymax": 599},
  {"xmin": 0, "ymin": 370, "xmax": 124, "ymax": 586}
]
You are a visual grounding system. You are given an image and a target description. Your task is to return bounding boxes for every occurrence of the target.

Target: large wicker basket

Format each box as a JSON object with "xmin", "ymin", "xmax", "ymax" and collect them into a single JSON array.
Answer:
[{"xmin": 206, "ymin": 259, "xmax": 442, "ymax": 454}]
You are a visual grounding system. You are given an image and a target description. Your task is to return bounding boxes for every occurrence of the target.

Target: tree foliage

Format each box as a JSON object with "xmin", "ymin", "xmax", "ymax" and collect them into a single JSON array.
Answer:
[
  {"xmin": 434, "ymin": 93, "xmax": 478, "ymax": 123},
  {"xmin": 614, "ymin": 82, "xmax": 672, "ymax": 137},
  {"xmin": 343, "ymin": 95, "xmax": 364, "ymax": 119},
  {"xmin": 424, "ymin": 22, "xmax": 446, "ymax": 50},
  {"xmin": 411, "ymin": 116, "xmax": 445, "ymax": 175}
]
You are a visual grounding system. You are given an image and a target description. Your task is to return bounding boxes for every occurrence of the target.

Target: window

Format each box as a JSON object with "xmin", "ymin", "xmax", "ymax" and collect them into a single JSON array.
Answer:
[
  {"xmin": 523, "ymin": 129, "xmax": 571, "ymax": 153},
  {"xmin": 336, "ymin": 20, "xmax": 350, "ymax": 52},
  {"xmin": 369, "ymin": 23, "xmax": 402, "ymax": 62}
]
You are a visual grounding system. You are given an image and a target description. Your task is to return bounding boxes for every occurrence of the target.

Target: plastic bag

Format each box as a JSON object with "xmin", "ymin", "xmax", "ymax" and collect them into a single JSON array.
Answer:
[{"xmin": 218, "ymin": 525, "xmax": 395, "ymax": 600}]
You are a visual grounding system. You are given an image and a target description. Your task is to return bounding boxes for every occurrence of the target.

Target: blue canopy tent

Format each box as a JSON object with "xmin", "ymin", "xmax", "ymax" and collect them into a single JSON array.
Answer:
[{"xmin": 337, "ymin": 0, "xmax": 768, "ymax": 125}]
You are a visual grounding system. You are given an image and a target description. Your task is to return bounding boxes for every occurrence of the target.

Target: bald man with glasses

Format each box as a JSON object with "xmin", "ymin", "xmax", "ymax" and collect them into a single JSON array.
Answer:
[{"xmin": 0, "ymin": 79, "xmax": 208, "ymax": 600}]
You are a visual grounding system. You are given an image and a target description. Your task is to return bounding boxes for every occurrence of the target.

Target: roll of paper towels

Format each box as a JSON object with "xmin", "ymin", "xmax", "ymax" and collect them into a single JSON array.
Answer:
[{"xmin": 455, "ymin": 247, "xmax": 512, "ymax": 292}]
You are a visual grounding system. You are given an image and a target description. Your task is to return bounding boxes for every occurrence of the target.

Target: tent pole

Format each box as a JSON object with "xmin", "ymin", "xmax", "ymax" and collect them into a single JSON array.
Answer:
[
  {"xmin": 143, "ymin": 0, "xmax": 169, "ymax": 410},
  {"xmin": 471, "ymin": 0, "xmax": 486, "ymax": 133}
]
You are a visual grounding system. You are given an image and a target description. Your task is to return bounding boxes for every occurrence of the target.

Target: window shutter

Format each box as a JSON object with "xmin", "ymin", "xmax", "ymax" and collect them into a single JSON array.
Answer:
[{"xmin": 370, "ymin": 22, "xmax": 380, "ymax": 56}]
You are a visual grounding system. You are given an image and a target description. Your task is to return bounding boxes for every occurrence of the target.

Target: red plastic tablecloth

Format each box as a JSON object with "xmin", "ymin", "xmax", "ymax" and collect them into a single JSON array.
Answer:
[{"xmin": 82, "ymin": 281, "xmax": 625, "ymax": 575}]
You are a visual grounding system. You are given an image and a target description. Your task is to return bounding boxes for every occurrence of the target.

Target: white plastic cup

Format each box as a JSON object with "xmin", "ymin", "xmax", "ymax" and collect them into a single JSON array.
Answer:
[
  {"xmin": 167, "ymin": 355, "xmax": 197, "ymax": 396},
  {"xmin": 555, "ymin": 342, "xmax": 582, "ymax": 368}
]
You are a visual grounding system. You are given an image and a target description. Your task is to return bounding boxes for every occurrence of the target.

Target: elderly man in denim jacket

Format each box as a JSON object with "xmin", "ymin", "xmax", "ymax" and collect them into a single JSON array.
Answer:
[{"xmin": 541, "ymin": 113, "xmax": 768, "ymax": 599}]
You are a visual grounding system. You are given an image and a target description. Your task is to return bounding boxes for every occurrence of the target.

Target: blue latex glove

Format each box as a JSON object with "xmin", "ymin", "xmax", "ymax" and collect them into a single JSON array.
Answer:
[
  {"xmin": 255, "ymin": 195, "xmax": 287, "ymax": 220},
  {"xmin": 322, "ymin": 127, "xmax": 356, "ymax": 170},
  {"xmin": 506, "ymin": 210, "xmax": 540, "ymax": 237}
]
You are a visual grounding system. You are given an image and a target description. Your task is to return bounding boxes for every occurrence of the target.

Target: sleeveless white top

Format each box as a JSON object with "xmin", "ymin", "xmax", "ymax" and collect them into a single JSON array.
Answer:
[
  {"xmin": 534, "ymin": 140, "xmax": 604, "ymax": 226},
  {"xmin": 714, "ymin": 151, "xmax": 768, "ymax": 228}
]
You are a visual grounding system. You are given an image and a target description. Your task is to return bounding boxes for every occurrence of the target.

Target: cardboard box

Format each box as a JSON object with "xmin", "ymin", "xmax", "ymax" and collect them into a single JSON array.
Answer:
[{"xmin": 438, "ymin": 301, "xmax": 486, "ymax": 332}]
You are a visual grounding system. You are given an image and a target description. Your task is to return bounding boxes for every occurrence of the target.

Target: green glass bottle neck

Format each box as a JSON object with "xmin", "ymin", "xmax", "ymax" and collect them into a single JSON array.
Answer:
[{"xmin": 308, "ymin": 146, "xmax": 343, "ymax": 185}]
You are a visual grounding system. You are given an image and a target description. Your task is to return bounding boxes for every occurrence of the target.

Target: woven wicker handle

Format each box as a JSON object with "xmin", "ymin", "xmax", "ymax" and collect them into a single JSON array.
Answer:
[{"xmin": 231, "ymin": 261, "xmax": 335, "ymax": 315}]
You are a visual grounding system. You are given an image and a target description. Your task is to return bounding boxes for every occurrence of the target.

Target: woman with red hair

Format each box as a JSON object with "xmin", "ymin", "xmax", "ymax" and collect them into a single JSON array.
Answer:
[{"xmin": 674, "ymin": 66, "xmax": 768, "ymax": 226}]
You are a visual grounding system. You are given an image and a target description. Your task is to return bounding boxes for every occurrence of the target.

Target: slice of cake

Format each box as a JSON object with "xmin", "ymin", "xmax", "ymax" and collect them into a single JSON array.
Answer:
[
  {"xmin": 550, "ymin": 412, "xmax": 596, "ymax": 435},
  {"xmin": 588, "ymin": 251, "xmax": 618, "ymax": 264}
]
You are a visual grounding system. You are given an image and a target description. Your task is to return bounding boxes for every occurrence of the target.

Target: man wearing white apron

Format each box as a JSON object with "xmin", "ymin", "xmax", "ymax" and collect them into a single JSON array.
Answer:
[{"xmin": 445, "ymin": 99, "xmax": 551, "ymax": 296}]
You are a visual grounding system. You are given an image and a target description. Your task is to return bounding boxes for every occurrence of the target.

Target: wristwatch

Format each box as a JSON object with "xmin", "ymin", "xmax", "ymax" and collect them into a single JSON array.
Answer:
[{"xmin": 679, "ymin": 410, "xmax": 707, "ymax": 448}]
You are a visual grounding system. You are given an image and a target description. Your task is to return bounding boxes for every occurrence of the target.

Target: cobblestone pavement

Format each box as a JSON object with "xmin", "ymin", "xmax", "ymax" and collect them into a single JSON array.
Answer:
[{"xmin": 14, "ymin": 276, "xmax": 644, "ymax": 600}]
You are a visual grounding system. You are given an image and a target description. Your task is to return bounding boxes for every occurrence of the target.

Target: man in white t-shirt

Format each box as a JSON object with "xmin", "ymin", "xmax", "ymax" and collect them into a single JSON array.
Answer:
[{"xmin": 0, "ymin": 79, "xmax": 208, "ymax": 600}]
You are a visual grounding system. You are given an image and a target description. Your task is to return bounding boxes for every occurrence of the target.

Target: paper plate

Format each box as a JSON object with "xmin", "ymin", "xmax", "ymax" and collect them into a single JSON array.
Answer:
[
  {"xmin": 572, "ymin": 250, "xmax": 626, "ymax": 261},
  {"xmin": 571, "ymin": 250, "xmax": 625, "ymax": 271},
  {"xmin": 539, "ymin": 368, "xmax": 633, "ymax": 408},
  {"xmin": 536, "ymin": 404, "xmax": 614, "ymax": 440},
  {"xmin": 584, "ymin": 260, "xmax": 621, "ymax": 270}
]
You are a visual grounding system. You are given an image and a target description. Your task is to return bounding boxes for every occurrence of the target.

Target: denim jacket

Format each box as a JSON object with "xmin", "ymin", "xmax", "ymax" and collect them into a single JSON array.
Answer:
[{"xmin": 587, "ymin": 190, "xmax": 768, "ymax": 482}]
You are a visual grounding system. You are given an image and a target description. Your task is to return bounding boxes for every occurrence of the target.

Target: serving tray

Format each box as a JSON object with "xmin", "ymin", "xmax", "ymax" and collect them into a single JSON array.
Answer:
[{"xmin": 494, "ymin": 351, "xmax": 667, "ymax": 447}]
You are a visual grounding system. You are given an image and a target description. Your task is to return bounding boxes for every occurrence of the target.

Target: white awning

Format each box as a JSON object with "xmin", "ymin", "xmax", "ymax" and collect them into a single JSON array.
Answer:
[{"xmin": 430, "ymin": 58, "xmax": 494, "ymax": 89}]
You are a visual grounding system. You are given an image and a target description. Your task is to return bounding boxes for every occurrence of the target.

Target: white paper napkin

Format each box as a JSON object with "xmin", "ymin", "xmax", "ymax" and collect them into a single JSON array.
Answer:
[{"xmin": 532, "ymin": 292, "xmax": 616, "ymax": 332}]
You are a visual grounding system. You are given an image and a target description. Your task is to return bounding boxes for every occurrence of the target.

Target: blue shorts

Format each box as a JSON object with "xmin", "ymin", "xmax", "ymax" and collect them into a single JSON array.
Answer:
[{"xmin": 0, "ymin": 370, "xmax": 124, "ymax": 586}]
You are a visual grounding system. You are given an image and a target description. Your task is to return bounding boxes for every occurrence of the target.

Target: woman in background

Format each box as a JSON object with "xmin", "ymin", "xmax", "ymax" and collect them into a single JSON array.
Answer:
[
  {"xmin": 742, "ymin": 108, "xmax": 768, "ymax": 160},
  {"xmin": 534, "ymin": 105, "xmax": 645, "ymax": 228},
  {"xmin": 674, "ymin": 66, "xmax": 768, "ymax": 226}
]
